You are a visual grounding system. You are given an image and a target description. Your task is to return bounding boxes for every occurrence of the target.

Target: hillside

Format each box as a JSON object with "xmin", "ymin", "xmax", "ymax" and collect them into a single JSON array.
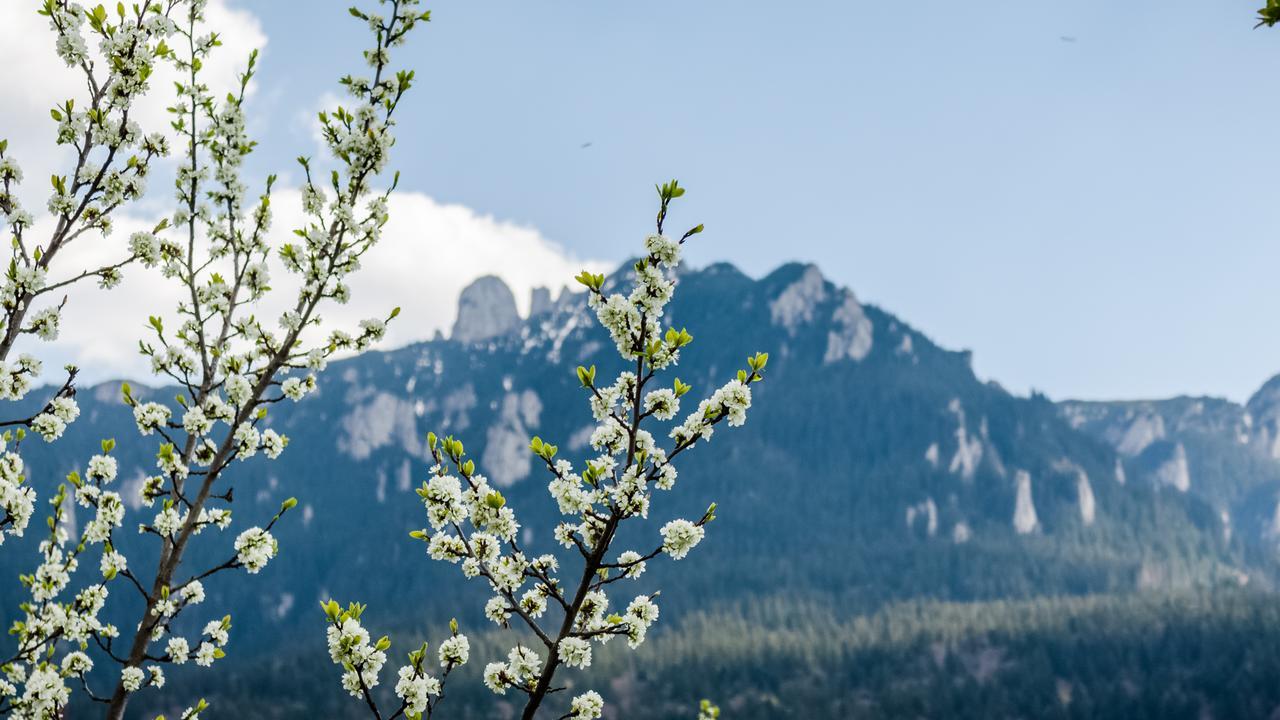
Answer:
[{"xmin": 0, "ymin": 261, "xmax": 1264, "ymax": 716}]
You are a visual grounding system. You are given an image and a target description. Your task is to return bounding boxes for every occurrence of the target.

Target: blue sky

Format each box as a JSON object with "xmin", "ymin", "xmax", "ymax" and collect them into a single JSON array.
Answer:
[{"xmin": 131, "ymin": 2, "xmax": 1280, "ymax": 401}]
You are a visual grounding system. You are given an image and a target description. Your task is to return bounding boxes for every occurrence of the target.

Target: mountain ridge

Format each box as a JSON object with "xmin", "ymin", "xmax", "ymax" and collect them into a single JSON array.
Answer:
[{"xmin": 3, "ymin": 258, "xmax": 1273, "ymax": 716}]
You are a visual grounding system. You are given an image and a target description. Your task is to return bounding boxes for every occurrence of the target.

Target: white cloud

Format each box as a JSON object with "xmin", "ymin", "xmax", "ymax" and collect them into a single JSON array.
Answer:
[
  {"xmin": 336, "ymin": 191, "xmax": 606, "ymax": 340},
  {"xmin": 2, "ymin": 3, "xmax": 605, "ymax": 385},
  {"xmin": 22, "ymin": 189, "xmax": 603, "ymax": 384}
]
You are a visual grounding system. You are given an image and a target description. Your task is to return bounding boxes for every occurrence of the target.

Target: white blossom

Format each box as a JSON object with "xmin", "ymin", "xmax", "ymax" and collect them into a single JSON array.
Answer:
[
  {"xmin": 167, "ymin": 637, "xmax": 191, "ymax": 664},
  {"xmin": 438, "ymin": 634, "xmax": 470, "ymax": 667},
  {"xmin": 660, "ymin": 519, "xmax": 705, "ymax": 560},
  {"xmin": 558, "ymin": 637, "xmax": 592, "ymax": 669},
  {"xmin": 120, "ymin": 666, "xmax": 144, "ymax": 692},
  {"xmin": 569, "ymin": 690, "xmax": 606, "ymax": 719},
  {"xmin": 234, "ymin": 527, "xmax": 277, "ymax": 573}
]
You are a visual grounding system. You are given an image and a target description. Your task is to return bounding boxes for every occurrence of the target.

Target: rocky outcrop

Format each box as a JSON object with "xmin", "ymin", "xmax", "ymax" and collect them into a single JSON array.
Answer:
[
  {"xmin": 1154, "ymin": 443, "xmax": 1191, "ymax": 493},
  {"xmin": 824, "ymin": 289, "xmax": 874, "ymax": 363},
  {"xmin": 1013, "ymin": 470, "xmax": 1038, "ymax": 534},
  {"xmin": 906, "ymin": 497, "xmax": 939, "ymax": 537},
  {"xmin": 769, "ymin": 265, "xmax": 827, "ymax": 331},
  {"xmin": 948, "ymin": 399, "xmax": 983, "ymax": 481},
  {"xmin": 529, "ymin": 287, "xmax": 554, "ymax": 318},
  {"xmin": 768, "ymin": 264, "xmax": 873, "ymax": 363},
  {"xmin": 339, "ymin": 392, "xmax": 421, "ymax": 461},
  {"xmin": 1053, "ymin": 459, "xmax": 1097, "ymax": 527},
  {"xmin": 452, "ymin": 275, "xmax": 520, "ymax": 344},
  {"xmin": 482, "ymin": 390, "xmax": 543, "ymax": 486},
  {"xmin": 1113, "ymin": 411, "xmax": 1166, "ymax": 457}
]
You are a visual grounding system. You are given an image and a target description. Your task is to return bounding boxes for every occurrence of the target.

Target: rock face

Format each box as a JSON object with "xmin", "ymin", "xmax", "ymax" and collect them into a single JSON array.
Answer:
[
  {"xmin": 947, "ymin": 399, "xmax": 983, "ymax": 481},
  {"xmin": 769, "ymin": 265, "xmax": 828, "ymax": 331},
  {"xmin": 338, "ymin": 392, "xmax": 420, "ymax": 461},
  {"xmin": 1053, "ymin": 459, "xmax": 1096, "ymax": 527},
  {"xmin": 1060, "ymin": 383, "xmax": 1280, "ymax": 547},
  {"xmin": 1013, "ymin": 470, "xmax": 1038, "ymax": 534},
  {"xmin": 824, "ymin": 289, "xmax": 874, "ymax": 363},
  {"xmin": 452, "ymin": 275, "xmax": 520, "ymax": 344},
  {"xmin": 1077, "ymin": 471, "xmax": 1097, "ymax": 526},
  {"xmin": 529, "ymin": 287, "xmax": 554, "ymax": 318},
  {"xmin": 1154, "ymin": 443, "xmax": 1191, "ymax": 493},
  {"xmin": 482, "ymin": 390, "xmax": 542, "ymax": 487},
  {"xmin": 906, "ymin": 497, "xmax": 939, "ymax": 537},
  {"xmin": 768, "ymin": 264, "xmax": 873, "ymax": 363},
  {"xmin": 1113, "ymin": 412, "xmax": 1166, "ymax": 457}
]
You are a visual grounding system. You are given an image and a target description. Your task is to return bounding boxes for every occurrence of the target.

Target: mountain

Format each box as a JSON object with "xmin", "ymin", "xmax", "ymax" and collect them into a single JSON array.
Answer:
[
  {"xmin": 2, "ymin": 261, "xmax": 1269, "ymax": 717},
  {"xmin": 1060, "ymin": 378, "xmax": 1280, "ymax": 564}
]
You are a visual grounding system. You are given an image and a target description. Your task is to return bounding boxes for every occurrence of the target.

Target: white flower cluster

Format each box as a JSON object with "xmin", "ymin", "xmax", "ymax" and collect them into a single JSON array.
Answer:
[
  {"xmin": 323, "ymin": 598, "xmax": 468, "ymax": 717},
  {"xmin": 0, "ymin": 355, "xmax": 41, "ymax": 402},
  {"xmin": 394, "ymin": 665, "xmax": 441, "ymax": 716},
  {"xmin": 233, "ymin": 527, "xmax": 277, "ymax": 574},
  {"xmin": 0, "ymin": 440, "xmax": 35, "ymax": 544},
  {"xmin": 32, "ymin": 395, "xmax": 81, "ymax": 443},
  {"xmin": 0, "ymin": 444, "xmax": 141, "ymax": 714},
  {"xmin": 670, "ymin": 379, "xmax": 752, "ymax": 447},
  {"xmin": 660, "ymin": 519, "xmax": 705, "ymax": 560},
  {"xmin": 328, "ymin": 615, "xmax": 386, "ymax": 697},
  {"xmin": 438, "ymin": 633, "xmax": 470, "ymax": 667},
  {"xmin": 483, "ymin": 645, "xmax": 542, "ymax": 696},
  {"xmin": 570, "ymin": 690, "xmax": 606, "ymax": 719},
  {"xmin": 191, "ymin": 617, "xmax": 232, "ymax": 668},
  {"xmin": 558, "ymin": 636, "xmax": 592, "ymax": 669}
]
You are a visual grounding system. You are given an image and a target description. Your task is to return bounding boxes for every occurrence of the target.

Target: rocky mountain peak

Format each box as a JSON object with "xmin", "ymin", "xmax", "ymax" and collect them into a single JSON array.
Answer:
[
  {"xmin": 1246, "ymin": 374, "xmax": 1280, "ymax": 416},
  {"xmin": 1246, "ymin": 374, "xmax": 1280, "ymax": 458},
  {"xmin": 451, "ymin": 275, "xmax": 520, "ymax": 344},
  {"xmin": 529, "ymin": 287, "xmax": 553, "ymax": 318},
  {"xmin": 765, "ymin": 263, "xmax": 874, "ymax": 363}
]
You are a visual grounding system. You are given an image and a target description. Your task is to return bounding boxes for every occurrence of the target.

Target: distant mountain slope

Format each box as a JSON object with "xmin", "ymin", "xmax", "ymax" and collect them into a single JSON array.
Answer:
[
  {"xmin": 1060, "ymin": 379, "xmax": 1280, "ymax": 560},
  {"xmin": 0, "ymin": 261, "xmax": 1256, "ymax": 714}
]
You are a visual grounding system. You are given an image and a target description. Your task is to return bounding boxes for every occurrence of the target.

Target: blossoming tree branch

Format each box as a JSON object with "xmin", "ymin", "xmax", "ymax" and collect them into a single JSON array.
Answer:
[
  {"xmin": 0, "ymin": 0, "xmax": 182, "ymax": 554},
  {"xmin": 0, "ymin": 0, "xmax": 428, "ymax": 717},
  {"xmin": 322, "ymin": 180, "xmax": 765, "ymax": 720}
]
